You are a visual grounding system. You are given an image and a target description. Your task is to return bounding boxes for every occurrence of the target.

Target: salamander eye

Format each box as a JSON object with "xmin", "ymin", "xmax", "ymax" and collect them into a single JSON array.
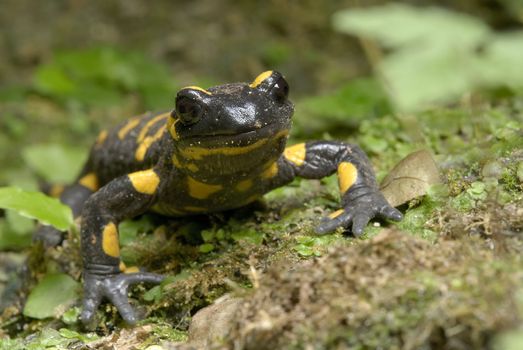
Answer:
[
  {"xmin": 175, "ymin": 95, "xmax": 204, "ymax": 125},
  {"xmin": 271, "ymin": 76, "xmax": 289, "ymax": 103}
]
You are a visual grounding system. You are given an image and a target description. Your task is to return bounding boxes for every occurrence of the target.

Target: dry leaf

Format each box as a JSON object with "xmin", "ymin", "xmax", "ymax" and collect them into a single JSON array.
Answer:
[{"xmin": 380, "ymin": 149, "xmax": 441, "ymax": 207}]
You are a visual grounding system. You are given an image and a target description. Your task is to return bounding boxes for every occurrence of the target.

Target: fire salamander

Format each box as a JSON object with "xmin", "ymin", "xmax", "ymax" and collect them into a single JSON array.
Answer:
[{"xmin": 37, "ymin": 71, "xmax": 402, "ymax": 325}]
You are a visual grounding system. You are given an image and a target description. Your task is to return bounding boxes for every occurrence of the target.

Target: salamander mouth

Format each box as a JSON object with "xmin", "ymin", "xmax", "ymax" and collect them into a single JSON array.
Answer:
[{"xmin": 177, "ymin": 121, "xmax": 290, "ymax": 148}]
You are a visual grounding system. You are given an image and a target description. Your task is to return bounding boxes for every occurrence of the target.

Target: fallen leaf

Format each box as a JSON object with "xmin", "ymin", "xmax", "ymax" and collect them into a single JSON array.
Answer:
[{"xmin": 380, "ymin": 149, "xmax": 441, "ymax": 207}]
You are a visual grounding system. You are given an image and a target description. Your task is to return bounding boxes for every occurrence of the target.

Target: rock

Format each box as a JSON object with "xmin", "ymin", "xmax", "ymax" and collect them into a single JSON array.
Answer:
[{"xmin": 187, "ymin": 294, "xmax": 243, "ymax": 349}]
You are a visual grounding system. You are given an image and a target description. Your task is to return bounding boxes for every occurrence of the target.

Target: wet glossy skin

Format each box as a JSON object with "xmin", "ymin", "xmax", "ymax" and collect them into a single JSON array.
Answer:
[{"xmin": 36, "ymin": 71, "xmax": 402, "ymax": 326}]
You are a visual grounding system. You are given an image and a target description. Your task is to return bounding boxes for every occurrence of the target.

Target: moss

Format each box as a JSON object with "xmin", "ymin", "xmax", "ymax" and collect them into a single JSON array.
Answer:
[
  {"xmin": 223, "ymin": 230, "xmax": 522, "ymax": 349},
  {"xmin": 137, "ymin": 320, "xmax": 188, "ymax": 348}
]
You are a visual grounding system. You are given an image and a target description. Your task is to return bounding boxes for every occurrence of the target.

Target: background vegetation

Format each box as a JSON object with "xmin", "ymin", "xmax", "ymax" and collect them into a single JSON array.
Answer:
[{"xmin": 0, "ymin": 0, "xmax": 522, "ymax": 349}]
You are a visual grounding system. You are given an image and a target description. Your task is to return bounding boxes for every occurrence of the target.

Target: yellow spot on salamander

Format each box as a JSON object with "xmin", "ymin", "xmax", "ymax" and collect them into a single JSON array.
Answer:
[
  {"xmin": 261, "ymin": 162, "xmax": 279, "ymax": 179},
  {"xmin": 249, "ymin": 70, "xmax": 273, "ymax": 88},
  {"xmin": 135, "ymin": 125, "xmax": 166, "ymax": 161},
  {"xmin": 96, "ymin": 130, "xmax": 108, "ymax": 147},
  {"xmin": 338, "ymin": 162, "xmax": 358, "ymax": 194},
  {"xmin": 169, "ymin": 118, "xmax": 180, "ymax": 141},
  {"xmin": 137, "ymin": 113, "xmax": 169, "ymax": 142},
  {"xmin": 78, "ymin": 172, "xmax": 99, "ymax": 191},
  {"xmin": 182, "ymin": 86, "xmax": 212, "ymax": 95},
  {"xmin": 187, "ymin": 176, "xmax": 222, "ymax": 199},
  {"xmin": 118, "ymin": 117, "xmax": 141, "ymax": 140},
  {"xmin": 167, "ymin": 114, "xmax": 176, "ymax": 128},
  {"xmin": 183, "ymin": 206, "xmax": 209, "ymax": 213},
  {"xmin": 134, "ymin": 113, "xmax": 169, "ymax": 161},
  {"xmin": 102, "ymin": 222, "xmax": 120, "ymax": 258},
  {"xmin": 172, "ymin": 154, "xmax": 199, "ymax": 172},
  {"xmin": 181, "ymin": 138, "xmax": 268, "ymax": 160},
  {"xmin": 236, "ymin": 179, "xmax": 253, "ymax": 192},
  {"xmin": 128, "ymin": 169, "xmax": 160, "ymax": 195},
  {"xmin": 186, "ymin": 163, "xmax": 199, "ymax": 172},
  {"xmin": 328, "ymin": 209, "xmax": 345, "ymax": 219},
  {"xmin": 179, "ymin": 130, "xmax": 288, "ymax": 160},
  {"xmin": 284, "ymin": 143, "xmax": 306, "ymax": 167},
  {"xmin": 119, "ymin": 262, "xmax": 140, "ymax": 274},
  {"xmin": 124, "ymin": 266, "xmax": 140, "ymax": 274},
  {"xmin": 172, "ymin": 154, "xmax": 182, "ymax": 167}
]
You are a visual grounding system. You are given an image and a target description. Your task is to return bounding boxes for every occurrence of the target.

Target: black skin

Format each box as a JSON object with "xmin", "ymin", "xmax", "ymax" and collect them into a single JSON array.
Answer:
[{"xmin": 35, "ymin": 71, "xmax": 402, "ymax": 326}]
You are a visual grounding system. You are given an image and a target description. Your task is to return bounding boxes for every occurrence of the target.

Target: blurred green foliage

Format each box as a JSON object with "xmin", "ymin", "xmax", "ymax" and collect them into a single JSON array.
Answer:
[
  {"xmin": 0, "ymin": 48, "xmax": 179, "ymax": 250},
  {"xmin": 22, "ymin": 144, "xmax": 87, "ymax": 184},
  {"xmin": 0, "ymin": 143, "xmax": 83, "ymax": 250},
  {"xmin": 31, "ymin": 47, "xmax": 177, "ymax": 109},
  {"xmin": 333, "ymin": 3, "xmax": 523, "ymax": 112},
  {"xmin": 294, "ymin": 77, "xmax": 392, "ymax": 136}
]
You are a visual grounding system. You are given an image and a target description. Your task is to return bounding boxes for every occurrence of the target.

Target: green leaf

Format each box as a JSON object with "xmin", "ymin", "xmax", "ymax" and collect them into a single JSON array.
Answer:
[
  {"xmin": 481, "ymin": 32, "xmax": 523, "ymax": 88},
  {"xmin": 332, "ymin": 4, "xmax": 523, "ymax": 112},
  {"xmin": 22, "ymin": 143, "xmax": 87, "ymax": 183},
  {"xmin": 199, "ymin": 243, "xmax": 215, "ymax": 253},
  {"xmin": 0, "ymin": 187, "xmax": 73, "ymax": 230},
  {"xmin": 23, "ymin": 273, "xmax": 79, "ymax": 319},
  {"xmin": 33, "ymin": 64, "xmax": 76, "ymax": 96},
  {"xmin": 333, "ymin": 4, "xmax": 489, "ymax": 49},
  {"xmin": 380, "ymin": 45, "xmax": 481, "ymax": 111}
]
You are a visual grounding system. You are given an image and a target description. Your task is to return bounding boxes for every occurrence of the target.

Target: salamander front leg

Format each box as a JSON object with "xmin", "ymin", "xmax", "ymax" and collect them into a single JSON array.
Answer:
[
  {"xmin": 274, "ymin": 141, "xmax": 402, "ymax": 236},
  {"xmin": 315, "ymin": 186, "xmax": 402, "ymax": 235},
  {"xmin": 79, "ymin": 169, "xmax": 164, "ymax": 326}
]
